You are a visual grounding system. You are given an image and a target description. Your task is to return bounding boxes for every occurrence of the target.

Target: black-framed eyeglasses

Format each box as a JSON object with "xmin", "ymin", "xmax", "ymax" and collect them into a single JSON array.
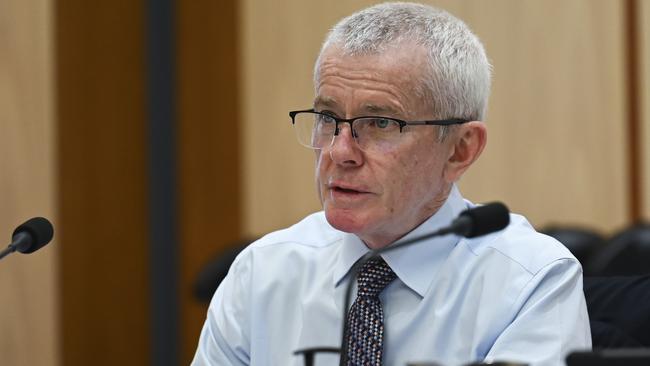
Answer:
[{"xmin": 289, "ymin": 109, "xmax": 469, "ymax": 152}]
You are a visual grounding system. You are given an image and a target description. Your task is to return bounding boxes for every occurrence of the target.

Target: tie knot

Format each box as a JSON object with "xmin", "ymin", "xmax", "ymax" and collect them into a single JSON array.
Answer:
[{"xmin": 356, "ymin": 257, "xmax": 397, "ymax": 298}]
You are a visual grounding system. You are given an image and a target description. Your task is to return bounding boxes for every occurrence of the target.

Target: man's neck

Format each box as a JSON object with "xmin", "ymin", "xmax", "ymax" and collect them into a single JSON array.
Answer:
[{"xmin": 360, "ymin": 185, "xmax": 453, "ymax": 250}]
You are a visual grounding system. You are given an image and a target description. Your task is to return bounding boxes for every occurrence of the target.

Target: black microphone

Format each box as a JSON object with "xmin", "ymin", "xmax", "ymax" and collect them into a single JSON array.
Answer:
[
  {"xmin": 0, "ymin": 217, "xmax": 54, "ymax": 261},
  {"xmin": 436, "ymin": 202, "xmax": 510, "ymax": 238},
  {"xmin": 335, "ymin": 202, "xmax": 510, "ymax": 366}
]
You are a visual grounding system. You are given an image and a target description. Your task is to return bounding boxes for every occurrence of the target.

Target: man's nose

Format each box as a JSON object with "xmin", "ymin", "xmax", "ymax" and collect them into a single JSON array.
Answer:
[{"xmin": 328, "ymin": 123, "xmax": 363, "ymax": 166}]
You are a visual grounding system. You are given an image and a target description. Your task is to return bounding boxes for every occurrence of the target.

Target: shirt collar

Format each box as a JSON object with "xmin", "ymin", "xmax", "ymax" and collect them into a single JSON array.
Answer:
[{"xmin": 333, "ymin": 185, "xmax": 468, "ymax": 297}]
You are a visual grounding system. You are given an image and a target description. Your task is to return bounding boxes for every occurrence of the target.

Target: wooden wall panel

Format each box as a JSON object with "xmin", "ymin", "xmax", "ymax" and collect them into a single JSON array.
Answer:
[
  {"xmin": 177, "ymin": 0, "xmax": 242, "ymax": 363},
  {"xmin": 448, "ymin": 0, "xmax": 628, "ymax": 232},
  {"xmin": 241, "ymin": 0, "xmax": 367, "ymax": 235},
  {"xmin": 242, "ymin": 0, "xmax": 629, "ymax": 236},
  {"xmin": 0, "ymin": 1, "xmax": 57, "ymax": 365},
  {"xmin": 56, "ymin": 1, "xmax": 150, "ymax": 365},
  {"xmin": 640, "ymin": 0, "xmax": 650, "ymax": 221}
]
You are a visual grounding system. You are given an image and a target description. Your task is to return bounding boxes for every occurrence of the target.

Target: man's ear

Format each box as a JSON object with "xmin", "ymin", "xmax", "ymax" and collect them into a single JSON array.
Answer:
[{"xmin": 444, "ymin": 121, "xmax": 487, "ymax": 182}]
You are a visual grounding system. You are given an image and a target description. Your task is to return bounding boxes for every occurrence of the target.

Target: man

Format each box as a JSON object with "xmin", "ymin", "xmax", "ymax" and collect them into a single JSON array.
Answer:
[{"xmin": 193, "ymin": 3, "xmax": 591, "ymax": 365}]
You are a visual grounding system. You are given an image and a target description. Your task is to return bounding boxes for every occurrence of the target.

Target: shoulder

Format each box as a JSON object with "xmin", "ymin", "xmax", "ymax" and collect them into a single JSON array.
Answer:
[
  {"xmin": 462, "ymin": 212, "xmax": 578, "ymax": 276},
  {"xmin": 252, "ymin": 211, "xmax": 341, "ymax": 250},
  {"xmin": 229, "ymin": 211, "xmax": 343, "ymax": 277}
]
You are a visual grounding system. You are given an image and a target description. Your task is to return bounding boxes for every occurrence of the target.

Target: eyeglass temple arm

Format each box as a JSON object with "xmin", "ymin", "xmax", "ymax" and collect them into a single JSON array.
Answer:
[{"xmin": 410, "ymin": 118, "xmax": 470, "ymax": 126}]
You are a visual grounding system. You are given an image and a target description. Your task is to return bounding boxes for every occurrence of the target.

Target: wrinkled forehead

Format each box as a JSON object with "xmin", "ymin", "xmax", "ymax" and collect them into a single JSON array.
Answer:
[
  {"xmin": 314, "ymin": 41, "xmax": 431, "ymax": 88},
  {"xmin": 313, "ymin": 43, "xmax": 434, "ymax": 118}
]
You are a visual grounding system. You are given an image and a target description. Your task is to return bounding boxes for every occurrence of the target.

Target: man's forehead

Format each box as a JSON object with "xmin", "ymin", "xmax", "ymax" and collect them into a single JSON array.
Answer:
[
  {"xmin": 316, "ymin": 45, "xmax": 429, "ymax": 89},
  {"xmin": 314, "ymin": 43, "xmax": 431, "ymax": 117}
]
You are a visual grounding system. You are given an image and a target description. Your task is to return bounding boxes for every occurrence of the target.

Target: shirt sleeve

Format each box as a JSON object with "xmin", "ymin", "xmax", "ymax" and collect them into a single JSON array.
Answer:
[
  {"xmin": 484, "ymin": 258, "xmax": 592, "ymax": 366},
  {"xmin": 192, "ymin": 250, "xmax": 252, "ymax": 366}
]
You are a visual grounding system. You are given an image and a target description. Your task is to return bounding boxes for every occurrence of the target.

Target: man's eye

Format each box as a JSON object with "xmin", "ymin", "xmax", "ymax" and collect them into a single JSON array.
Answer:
[
  {"xmin": 372, "ymin": 118, "xmax": 394, "ymax": 129},
  {"xmin": 316, "ymin": 115, "xmax": 335, "ymax": 124}
]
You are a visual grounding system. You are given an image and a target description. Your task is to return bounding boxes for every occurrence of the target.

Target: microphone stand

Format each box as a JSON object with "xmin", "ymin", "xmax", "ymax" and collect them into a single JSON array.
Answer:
[
  {"xmin": 0, "ymin": 245, "xmax": 17, "ymax": 261},
  {"xmin": 0, "ymin": 232, "xmax": 30, "ymax": 261}
]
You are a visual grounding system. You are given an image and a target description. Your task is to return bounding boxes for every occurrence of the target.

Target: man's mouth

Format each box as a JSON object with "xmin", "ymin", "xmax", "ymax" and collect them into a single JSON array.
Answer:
[
  {"xmin": 326, "ymin": 179, "xmax": 373, "ymax": 198},
  {"xmin": 328, "ymin": 181, "xmax": 372, "ymax": 195},
  {"xmin": 333, "ymin": 186, "xmax": 362, "ymax": 194}
]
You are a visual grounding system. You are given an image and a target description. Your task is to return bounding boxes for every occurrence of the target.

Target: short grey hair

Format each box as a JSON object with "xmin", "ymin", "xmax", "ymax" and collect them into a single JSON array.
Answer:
[{"xmin": 314, "ymin": 2, "xmax": 491, "ymax": 138}]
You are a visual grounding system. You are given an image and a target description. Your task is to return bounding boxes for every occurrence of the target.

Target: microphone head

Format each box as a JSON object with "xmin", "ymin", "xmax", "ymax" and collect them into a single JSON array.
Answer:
[
  {"xmin": 12, "ymin": 217, "xmax": 54, "ymax": 253},
  {"xmin": 459, "ymin": 202, "xmax": 510, "ymax": 238}
]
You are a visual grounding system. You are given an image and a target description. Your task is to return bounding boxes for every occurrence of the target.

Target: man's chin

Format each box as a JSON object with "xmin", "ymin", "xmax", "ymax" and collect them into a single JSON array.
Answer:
[{"xmin": 324, "ymin": 208, "xmax": 370, "ymax": 234}]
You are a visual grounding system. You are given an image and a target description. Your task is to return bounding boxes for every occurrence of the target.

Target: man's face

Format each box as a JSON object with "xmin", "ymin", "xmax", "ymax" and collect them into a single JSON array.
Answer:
[{"xmin": 314, "ymin": 44, "xmax": 457, "ymax": 249}]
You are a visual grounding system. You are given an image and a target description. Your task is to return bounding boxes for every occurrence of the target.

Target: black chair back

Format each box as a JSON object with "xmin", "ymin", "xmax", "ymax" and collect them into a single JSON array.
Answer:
[
  {"xmin": 584, "ymin": 275, "xmax": 650, "ymax": 348},
  {"xmin": 587, "ymin": 223, "xmax": 650, "ymax": 276}
]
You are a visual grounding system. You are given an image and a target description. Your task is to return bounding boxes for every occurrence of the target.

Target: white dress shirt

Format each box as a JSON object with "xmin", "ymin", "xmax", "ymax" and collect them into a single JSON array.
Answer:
[{"xmin": 193, "ymin": 186, "xmax": 591, "ymax": 365}]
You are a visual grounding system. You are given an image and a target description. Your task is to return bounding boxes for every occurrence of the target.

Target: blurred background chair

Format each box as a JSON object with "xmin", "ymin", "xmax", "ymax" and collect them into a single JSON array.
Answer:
[
  {"xmin": 586, "ymin": 223, "xmax": 650, "ymax": 276},
  {"xmin": 584, "ymin": 275, "xmax": 650, "ymax": 348},
  {"xmin": 193, "ymin": 239, "xmax": 251, "ymax": 303}
]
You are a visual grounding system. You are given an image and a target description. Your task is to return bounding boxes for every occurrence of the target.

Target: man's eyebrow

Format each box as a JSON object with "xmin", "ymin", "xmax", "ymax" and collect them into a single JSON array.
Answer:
[
  {"xmin": 363, "ymin": 104, "xmax": 399, "ymax": 116},
  {"xmin": 313, "ymin": 99, "xmax": 400, "ymax": 116},
  {"xmin": 313, "ymin": 96, "xmax": 337, "ymax": 109}
]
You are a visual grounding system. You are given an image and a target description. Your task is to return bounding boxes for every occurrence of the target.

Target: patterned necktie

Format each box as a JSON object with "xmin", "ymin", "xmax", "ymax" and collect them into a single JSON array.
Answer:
[{"xmin": 346, "ymin": 257, "xmax": 397, "ymax": 366}]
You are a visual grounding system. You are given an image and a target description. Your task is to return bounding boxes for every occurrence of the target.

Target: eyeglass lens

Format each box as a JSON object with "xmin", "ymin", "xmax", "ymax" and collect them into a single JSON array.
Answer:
[{"xmin": 293, "ymin": 113, "xmax": 401, "ymax": 151}]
